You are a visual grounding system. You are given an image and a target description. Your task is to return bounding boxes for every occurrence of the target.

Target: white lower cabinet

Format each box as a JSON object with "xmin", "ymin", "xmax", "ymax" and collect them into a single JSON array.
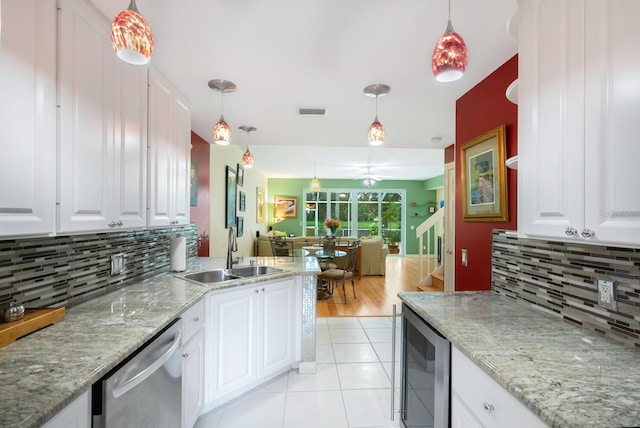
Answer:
[
  {"xmin": 42, "ymin": 389, "xmax": 90, "ymax": 428},
  {"xmin": 451, "ymin": 346, "xmax": 548, "ymax": 428},
  {"xmin": 182, "ymin": 299, "xmax": 205, "ymax": 428},
  {"xmin": 204, "ymin": 278, "xmax": 296, "ymax": 410}
]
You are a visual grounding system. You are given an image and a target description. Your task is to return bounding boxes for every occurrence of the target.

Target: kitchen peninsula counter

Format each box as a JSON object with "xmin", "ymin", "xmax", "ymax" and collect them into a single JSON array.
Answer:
[
  {"xmin": 0, "ymin": 256, "xmax": 320, "ymax": 428},
  {"xmin": 399, "ymin": 291, "xmax": 640, "ymax": 428}
]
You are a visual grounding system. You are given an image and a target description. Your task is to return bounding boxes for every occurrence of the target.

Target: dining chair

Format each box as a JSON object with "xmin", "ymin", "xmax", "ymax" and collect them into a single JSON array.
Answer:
[
  {"xmin": 319, "ymin": 236, "xmax": 338, "ymax": 270},
  {"xmin": 318, "ymin": 240, "xmax": 359, "ymax": 303},
  {"xmin": 268, "ymin": 235, "xmax": 293, "ymax": 256}
]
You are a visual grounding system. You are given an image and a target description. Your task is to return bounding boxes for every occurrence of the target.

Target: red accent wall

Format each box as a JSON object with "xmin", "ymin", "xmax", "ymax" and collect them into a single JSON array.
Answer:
[
  {"xmin": 444, "ymin": 145, "xmax": 455, "ymax": 163},
  {"xmin": 455, "ymin": 55, "xmax": 518, "ymax": 291},
  {"xmin": 190, "ymin": 131, "xmax": 211, "ymax": 257}
]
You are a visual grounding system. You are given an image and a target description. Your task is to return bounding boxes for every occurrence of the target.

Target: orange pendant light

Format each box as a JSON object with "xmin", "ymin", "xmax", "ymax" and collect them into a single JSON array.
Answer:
[
  {"xmin": 363, "ymin": 84, "xmax": 390, "ymax": 146},
  {"xmin": 110, "ymin": 0, "xmax": 154, "ymax": 65},
  {"xmin": 239, "ymin": 126, "xmax": 256, "ymax": 168},
  {"xmin": 432, "ymin": 0, "xmax": 468, "ymax": 82},
  {"xmin": 208, "ymin": 80, "xmax": 237, "ymax": 145}
]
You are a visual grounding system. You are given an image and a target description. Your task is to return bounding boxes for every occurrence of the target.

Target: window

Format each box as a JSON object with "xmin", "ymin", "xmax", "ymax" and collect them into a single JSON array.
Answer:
[{"xmin": 304, "ymin": 188, "xmax": 405, "ymax": 251}]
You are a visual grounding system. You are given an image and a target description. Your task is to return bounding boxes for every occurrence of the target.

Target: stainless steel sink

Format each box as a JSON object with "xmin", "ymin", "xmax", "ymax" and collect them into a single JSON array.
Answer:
[
  {"xmin": 229, "ymin": 266, "xmax": 284, "ymax": 277},
  {"xmin": 182, "ymin": 269, "xmax": 240, "ymax": 284},
  {"xmin": 178, "ymin": 266, "xmax": 284, "ymax": 286}
]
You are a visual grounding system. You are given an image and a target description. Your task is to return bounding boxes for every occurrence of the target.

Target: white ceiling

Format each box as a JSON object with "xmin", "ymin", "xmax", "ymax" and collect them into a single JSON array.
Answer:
[{"xmin": 91, "ymin": 0, "xmax": 518, "ymax": 182}]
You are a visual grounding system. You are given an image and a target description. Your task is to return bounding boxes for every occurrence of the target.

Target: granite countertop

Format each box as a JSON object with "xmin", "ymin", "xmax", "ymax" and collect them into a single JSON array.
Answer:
[
  {"xmin": 0, "ymin": 256, "xmax": 320, "ymax": 428},
  {"xmin": 399, "ymin": 291, "xmax": 640, "ymax": 428}
]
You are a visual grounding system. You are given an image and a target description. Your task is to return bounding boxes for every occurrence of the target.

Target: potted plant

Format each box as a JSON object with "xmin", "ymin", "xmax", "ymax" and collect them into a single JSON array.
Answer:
[{"xmin": 384, "ymin": 230, "xmax": 401, "ymax": 254}]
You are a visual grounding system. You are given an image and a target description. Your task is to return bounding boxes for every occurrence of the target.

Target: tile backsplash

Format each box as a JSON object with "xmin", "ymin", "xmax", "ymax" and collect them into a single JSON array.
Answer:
[
  {"xmin": 0, "ymin": 225, "xmax": 198, "ymax": 309},
  {"xmin": 492, "ymin": 230, "xmax": 640, "ymax": 347}
]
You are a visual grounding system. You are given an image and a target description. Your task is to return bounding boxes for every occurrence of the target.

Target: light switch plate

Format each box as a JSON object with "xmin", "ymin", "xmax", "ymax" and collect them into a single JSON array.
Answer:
[{"xmin": 461, "ymin": 249, "xmax": 468, "ymax": 266}]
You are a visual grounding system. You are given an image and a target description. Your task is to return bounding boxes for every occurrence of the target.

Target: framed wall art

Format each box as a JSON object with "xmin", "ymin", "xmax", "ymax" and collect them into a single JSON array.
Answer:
[
  {"xmin": 239, "ymin": 191, "xmax": 246, "ymax": 212},
  {"xmin": 460, "ymin": 124, "xmax": 508, "ymax": 222},
  {"xmin": 236, "ymin": 163, "xmax": 244, "ymax": 187},
  {"xmin": 256, "ymin": 187, "xmax": 265, "ymax": 223},
  {"xmin": 225, "ymin": 165, "xmax": 237, "ymax": 228},
  {"xmin": 274, "ymin": 195, "xmax": 297, "ymax": 219},
  {"xmin": 237, "ymin": 216, "xmax": 244, "ymax": 237}
]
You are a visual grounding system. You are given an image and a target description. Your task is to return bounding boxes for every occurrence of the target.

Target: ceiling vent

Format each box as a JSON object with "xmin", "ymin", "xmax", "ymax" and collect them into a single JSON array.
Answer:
[{"xmin": 297, "ymin": 108, "xmax": 328, "ymax": 117}]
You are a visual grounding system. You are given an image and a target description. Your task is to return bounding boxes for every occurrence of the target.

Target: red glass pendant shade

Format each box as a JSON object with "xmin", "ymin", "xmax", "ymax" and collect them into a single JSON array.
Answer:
[
  {"xmin": 241, "ymin": 148, "xmax": 254, "ymax": 168},
  {"xmin": 111, "ymin": 1, "xmax": 154, "ymax": 65},
  {"xmin": 368, "ymin": 116, "xmax": 385, "ymax": 146},
  {"xmin": 432, "ymin": 20, "xmax": 468, "ymax": 82},
  {"xmin": 213, "ymin": 116, "xmax": 232, "ymax": 145}
]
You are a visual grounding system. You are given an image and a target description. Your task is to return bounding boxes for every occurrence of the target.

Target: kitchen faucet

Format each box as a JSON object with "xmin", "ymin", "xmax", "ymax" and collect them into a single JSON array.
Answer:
[{"xmin": 227, "ymin": 226, "xmax": 238, "ymax": 269}]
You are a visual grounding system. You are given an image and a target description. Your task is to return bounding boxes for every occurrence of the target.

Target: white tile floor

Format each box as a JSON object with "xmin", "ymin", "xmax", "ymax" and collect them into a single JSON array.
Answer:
[{"xmin": 195, "ymin": 316, "xmax": 402, "ymax": 428}]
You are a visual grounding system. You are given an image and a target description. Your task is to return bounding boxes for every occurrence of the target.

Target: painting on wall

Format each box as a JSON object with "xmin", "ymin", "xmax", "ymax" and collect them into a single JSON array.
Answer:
[
  {"xmin": 237, "ymin": 216, "xmax": 244, "ymax": 237},
  {"xmin": 257, "ymin": 187, "xmax": 265, "ymax": 223},
  {"xmin": 239, "ymin": 191, "xmax": 246, "ymax": 212},
  {"xmin": 190, "ymin": 161, "xmax": 198, "ymax": 206},
  {"xmin": 274, "ymin": 196, "xmax": 297, "ymax": 219},
  {"xmin": 237, "ymin": 164, "xmax": 244, "ymax": 187},
  {"xmin": 225, "ymin": 166, "xmax": 237, "ymax": 228},
  {"xmin": 460, "ymin": 124, "xmax": 508, "ymax": 222}
]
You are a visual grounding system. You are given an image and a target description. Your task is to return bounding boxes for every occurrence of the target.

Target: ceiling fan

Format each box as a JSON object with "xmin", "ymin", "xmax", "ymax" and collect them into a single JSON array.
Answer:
[{"xmin": 361, "ymin": 166, "xmax": 389, "ymax": 186}]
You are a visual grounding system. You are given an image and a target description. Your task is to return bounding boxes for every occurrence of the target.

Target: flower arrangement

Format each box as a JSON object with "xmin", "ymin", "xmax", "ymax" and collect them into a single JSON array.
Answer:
[{"xmin": 324, "ymin": 218, "xmax": 341, "ymax": 230}]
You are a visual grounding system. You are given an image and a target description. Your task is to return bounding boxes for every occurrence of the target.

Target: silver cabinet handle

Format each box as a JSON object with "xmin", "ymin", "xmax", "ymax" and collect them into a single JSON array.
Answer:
[
  {"xmin": 483, "ymin": 402, "xmax": 495, "ymax": 413},
  {"xmin": 193, "ymin": 317, "xmax": 199, "ymax": 323},
  {"xmin": 182, "ymin": 352, "xmax": 189, "ymax": 359},
  {"xmin": 581, "ymin": 228, "xmax": 594, "ymax": 238},
  {"xmin": 565, "ymin": 227, "xmax": 578, "ymax": 236},
  {"xmin": 117, "ymin": 220, "xmax": 123, "ymax": 227},
  {"xmin": 255, "ymin": 289, "xmax": 259, "ymax": 293}
]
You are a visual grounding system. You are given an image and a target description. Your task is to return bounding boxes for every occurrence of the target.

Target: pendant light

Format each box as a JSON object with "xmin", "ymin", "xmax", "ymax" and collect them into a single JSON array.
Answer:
[
  {"xmin": 110, "ymin": 0, "xmax": 154, "ymax": 65},
  {"xmin": 432, "ymin": 0, "xmax": 468, "ymax": 82},
  {"xmin": 363, "ymin": 84, "xmax": 390, "ymax": 146},
  {"xmin": 239, "ymin": 126, "xmax": 256, "ymax": 168},
  {"xmin": 310, "ymin": 147, "xmax": 321, "ymax": 191},
  {"xmin": 208, "ymin": 79, "xmax": 236, "ymax": 145}
]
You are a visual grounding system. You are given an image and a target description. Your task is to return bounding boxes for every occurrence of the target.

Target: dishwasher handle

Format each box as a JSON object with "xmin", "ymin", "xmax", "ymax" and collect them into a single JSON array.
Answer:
[{"xmin": 112, "ymin": 329, "xmax": 182, "ymax": 399}]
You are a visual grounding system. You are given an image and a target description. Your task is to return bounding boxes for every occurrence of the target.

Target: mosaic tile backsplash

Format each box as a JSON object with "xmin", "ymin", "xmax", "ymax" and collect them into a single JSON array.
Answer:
[
  {"xmin": 0, "ymin": 225, "xmax": 198, "ymax": 309},
  {"xmin": 492, "ymin": 230, "xmax": 640, "ymax": 347}
]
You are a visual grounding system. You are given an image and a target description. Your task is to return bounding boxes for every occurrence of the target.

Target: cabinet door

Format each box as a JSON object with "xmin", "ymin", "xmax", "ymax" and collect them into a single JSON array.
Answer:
[
  {"xmin": 148, "ymin": 69, "xmax": 191, "ymax": 227},
  {"xmin": 42, "ymin": 389, "xmax": 90, "ymax": 428},
  {"xmin": 451, "ymin": 393, "xmax": 483, "ymax": 428},
  {"xmin": 0, "ymin": 0, "xmax": 56, "ymax": 236},
  {"xmin": 258, "ymin": 279, "xmax": 295, "ymax": 378},
  {"xmin": 58, "ymin": 0, "xmax": 115, "ymax": 232},
  {"xmin": 207, "ymin": 287, "xmax": 257, "ymax": 401},
  {"xmin": 518, "ymin": 0, "xmax": 586, "ymax": 238},
  {"xmin": 113, "ymin": 61, "xmax": 147, "ymax": 229},
  {"xmin": 583, "ymin": 0, "xmax": 640, "ymax": 244},
  {"xmin": 183, "ymin": 329, "xmax": 204, "ymax": 428},
  {"xmin": 173, "ymin": 97, "xmax": 191, "ymax": 225}
]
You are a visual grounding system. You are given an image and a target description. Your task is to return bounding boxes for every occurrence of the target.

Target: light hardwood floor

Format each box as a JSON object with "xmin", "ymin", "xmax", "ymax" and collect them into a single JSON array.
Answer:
[{"xmin": 316, "ymin": 255, "xmax": 441, "ymax": 317}]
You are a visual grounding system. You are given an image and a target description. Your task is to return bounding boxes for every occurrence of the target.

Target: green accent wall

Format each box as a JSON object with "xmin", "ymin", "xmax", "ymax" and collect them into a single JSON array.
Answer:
[{"xmin": 267, "ymin": 177, "xmax": 443, "ymax": 255}]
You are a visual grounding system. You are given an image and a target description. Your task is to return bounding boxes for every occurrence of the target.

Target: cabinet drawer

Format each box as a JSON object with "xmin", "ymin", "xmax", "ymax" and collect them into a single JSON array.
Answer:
[
  {"xmin": 182, "ymin": 299, "xmax": 205, "ymax": 341},
  {"xmin": 451, "ymin": 346, "xmax": 547, "ymax": 428}
]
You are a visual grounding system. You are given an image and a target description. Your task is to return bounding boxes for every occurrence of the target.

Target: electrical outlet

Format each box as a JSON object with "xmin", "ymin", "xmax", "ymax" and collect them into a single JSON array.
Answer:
[
  {"xmin": 110, "ymin": 253, "xmax": 126, "ymax": 275},
  {"xmin": 597, "ymin": 279, "xmax": 617, "ymax": 310}
]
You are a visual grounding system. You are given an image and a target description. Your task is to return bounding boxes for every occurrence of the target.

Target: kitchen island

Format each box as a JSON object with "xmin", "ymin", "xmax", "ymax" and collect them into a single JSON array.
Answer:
[
  {"xmin": 0, "ymin": 256, "xmax": 320, "ymax": 428},
  {"xmin": 399, "ymin": 291, "xmax": 640, "ymax": 428}
]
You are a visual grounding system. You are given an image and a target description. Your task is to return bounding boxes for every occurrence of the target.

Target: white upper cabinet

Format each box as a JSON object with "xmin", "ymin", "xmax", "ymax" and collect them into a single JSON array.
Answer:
[
  {"xmin": 0, "ymin": 0, "xmax": 56, "ymax": 237},
  {"xmin": 148, "ymin": 68, "xmax": 191, "ymax": 227},
  {"xmin": 518, "ymin": 0, "xmax": 640, "ymax": 245},
  {"xmin": 57, "ymin": 0, "xmax": 147, "ymax": 233}
]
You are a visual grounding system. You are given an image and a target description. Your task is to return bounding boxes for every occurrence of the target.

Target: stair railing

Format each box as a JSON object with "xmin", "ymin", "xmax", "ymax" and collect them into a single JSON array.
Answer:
[{"xmin": 415, "ymin": 208, "xmax": 444, "ymax": 283}]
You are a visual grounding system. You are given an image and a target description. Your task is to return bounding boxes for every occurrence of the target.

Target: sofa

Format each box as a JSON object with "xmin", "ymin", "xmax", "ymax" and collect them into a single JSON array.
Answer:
[{"xmin": 257, "ymin": 233, "xmax": 388, "ymax": 276}]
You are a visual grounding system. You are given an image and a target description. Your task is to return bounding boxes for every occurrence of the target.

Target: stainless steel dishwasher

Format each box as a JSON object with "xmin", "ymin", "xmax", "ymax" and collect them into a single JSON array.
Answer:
[{"xmin": 92, "ymin": 319, "xmax": 183, "ymax": 428}]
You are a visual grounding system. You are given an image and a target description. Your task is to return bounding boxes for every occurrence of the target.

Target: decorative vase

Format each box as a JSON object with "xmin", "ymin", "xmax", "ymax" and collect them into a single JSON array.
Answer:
[{"xmin": 330, "ymin": 226, "xmax": 337, "ymax": 236}]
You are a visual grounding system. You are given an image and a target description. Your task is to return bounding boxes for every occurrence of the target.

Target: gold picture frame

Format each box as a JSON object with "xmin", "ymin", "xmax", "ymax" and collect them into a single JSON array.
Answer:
[
  {"xmin": 256, "ymin": 187, "xmax": 265, "ymax": 223},
  {"xmin": 274, "ymin": 195, "xmax": 297, "ymax": 219},
  {"xmin": 460, "ymin": 125, "xmax": 508, "ymax": 222}
]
